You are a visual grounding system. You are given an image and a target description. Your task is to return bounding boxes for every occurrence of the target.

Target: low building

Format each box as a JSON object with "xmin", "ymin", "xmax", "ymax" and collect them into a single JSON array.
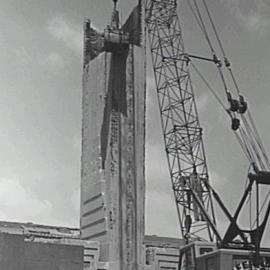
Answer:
[{"xmin": 0, "ymin": 221, "xmax": 183, "ymax": 270}]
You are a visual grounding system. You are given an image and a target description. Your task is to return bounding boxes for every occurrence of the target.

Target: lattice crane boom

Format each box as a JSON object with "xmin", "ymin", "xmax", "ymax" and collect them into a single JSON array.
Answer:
[
  {"xmin": 143, "ymin": 0, "xmax": 270, "ymax": 268},
  {"xmin": 145, "ymin": 0, "xmax": 219, "ymax": 242}
]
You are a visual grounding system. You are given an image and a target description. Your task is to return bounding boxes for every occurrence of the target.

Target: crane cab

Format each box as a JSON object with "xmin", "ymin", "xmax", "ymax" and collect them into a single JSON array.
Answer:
[
  {"xmin": 196, "ymin": 247, "xmax": 270, "ymax": 270},
  {"xmin": 179, "ymin": 241, "xmax": 217, "ymax": 270},
  {"xmin": 180, "ymin": 242, "xmax": 270, "ymax": 269}
]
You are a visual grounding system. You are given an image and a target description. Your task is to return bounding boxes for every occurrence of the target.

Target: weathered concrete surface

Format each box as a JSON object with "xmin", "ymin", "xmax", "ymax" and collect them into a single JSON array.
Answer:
[
  {"xmin": 0, "ymin": 233, "xmax": 83, "ymax": 270},
  {"xmin": 81, "ymin": 5, "xmax": 146, "ymax": 269},
  {"xmin": 145, "ymin": 247, "xmax": 179, "ymax": 270},
  {"xmin": 144, "ymin": 236, "xmax": 184, "ymax": 270},
  {"xmin": 81, "ymin": 44, "xmax": 146, "ymax": 269}
]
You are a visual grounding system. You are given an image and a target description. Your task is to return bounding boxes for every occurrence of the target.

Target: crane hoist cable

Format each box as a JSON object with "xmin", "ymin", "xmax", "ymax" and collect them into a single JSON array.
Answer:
[
  {"xmin": 185, "ymin": 0, "xmax": 207, "ymax": 39},
  {"xmin": 235, "ymin": 131, "xmax": 254, "ymax": 163},
  {"xmin": 186, "ymin": 0, "xmax": 243, "ymax": 135},
  {"xmin": 189, "ymin": 61, "xmax": 255, "ymax": 165},
  {"xmin": 239, "ymin": 125, "xmax": 260, "ymax": 165},
  {"xmin": 246, "ymin": 111, "xmax": 270, "ymax": 169},
  {"xmin": 241, "ymin": 112, "xmax": 270, "ymax": 170},
  {"xmin": 248, "ymin": 111, "xmax": 266, "ymax": 150},
  {"xmin": 241, "ymin": 115, "xmax": 270, "ymax": 170},
  {"xmin": 252, "ymin": 188, "xmax": 270, "ymax": 229},
  {"xmin": 200, "ymin": 1, "xmax": 266, "ymax": 158},
  {"xmin": 187, "ymin": 0, "xmax": 226, "ymax": 84},
  {"xmin": 201, "ymin": 0, "xmax": 226, "ymax": 61},
  {"xmin": 239, "ymin": 119, "xmax": 269, "ymax": 171},
  {"xmin": 201, "ymin": 0, "xmax": 269, "ymax": 151},
  {"xmin": 238, "ymin": 123, "xmax": 266, "ymax": 171},
  {"xmin": 189, "ymin": 0, "xmax": 270, "ymax": 258},
  {"xmin": 145, "ymin": 0, "xmax": 270, "ymax": 259},
  {"xmin": 189, "ymin": 62, "xmax": 228, "ymax": 114},
  {"xmin": 191, "ymin": 61, "xmax": 269, "ymax": 175},
  {"xmin": 202, "ymin": 0, "xmax": 242, "ymax": 96},
  {"xmin": 237, "ymin": 124, "xmax": 270, "ymax": 229},
  {"xmin": 191, "ymin": 59, "xmax": 268, "ymax": 174},
  {"xmin": 188, "ymin": 0, "xmax": 270, "ymax": 174},
  {"xmin": 190, "ymin": 61, "xmax": 266, "ymax": 177},
  {"xmin": 189, "ymin": 61, "xmax": 258, "ymax": 166},
  {"xmin": 187, "ymin": 0, "xmax": 241, "ymax": 108},
  {"xmin": 191, "ymin": 0, "xmax": 215, "ymax": 55},
  {"xmin": 237, "ymin": 128, "xmax": 256, "ymax": 164},
  {"xmin": 202, "ymin": 0, "xmax": 254, "ymax": 119},
  {"xmin": 187, "ymin": 0, "xmax": 237, "ymax": 100}
]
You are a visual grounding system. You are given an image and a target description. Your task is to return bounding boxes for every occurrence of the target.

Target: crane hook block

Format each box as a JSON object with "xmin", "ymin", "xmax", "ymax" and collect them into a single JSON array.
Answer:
[
  {"xmin": 231, "ymin": 118, "xmax": 240, "ymax": 131},
  {"xmin": 224, "ymin": 57, "xmax": 231, "ymax": 67},
  {"xmin": 227, "ymin": 92, "xmax": 240, "ymax": 112},
  {"xmin": 227, "ymin": 92, "xmax": 232, "ymax": 102},
  {"xmin": 213, "ymin": 54, "xmax": 222, "ymax": 67},
  {"xmin": 230, "ymin": 99, "xmax": 239, "ymax": 112},
  {"xmin": 238, "ymin": 95, "xmax": 247, "ymax": 114}
]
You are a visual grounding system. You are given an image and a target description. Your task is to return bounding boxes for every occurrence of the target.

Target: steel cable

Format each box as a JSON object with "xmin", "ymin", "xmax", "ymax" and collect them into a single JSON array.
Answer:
[
  {"xmin": 192, "ymin": 0, "xmax": 215, "ymax": 54},
  {"xmin": 202, "ymin": 0, "xmax": 226, "ymax": 57},
  {"xmin": 190, "ymin": 62, "xmax": 228, "ymax": 114},
  {"xmin": 188, "ymin": 0, "xmax": 270, "ymax": 237},
  {"xmin": 202, "ymin": 0, "xmax": 243, "ymax": 97},
  {"xmin": 241, "ymin": 115, "xmax": 268, "ymax": 170}
]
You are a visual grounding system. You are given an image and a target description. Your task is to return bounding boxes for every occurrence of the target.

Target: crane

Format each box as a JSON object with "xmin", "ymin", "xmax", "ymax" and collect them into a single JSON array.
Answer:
[
  {"xmin": 89, "ymin": 0, "xmax": 270, "ymax": 268},
  {"xmin": 145, "ymin": 0, "xmax": 218, "ymax": 243},
  {"xmin": 144, "ymin": 0, "xmax": 270, "ymax": 269}
]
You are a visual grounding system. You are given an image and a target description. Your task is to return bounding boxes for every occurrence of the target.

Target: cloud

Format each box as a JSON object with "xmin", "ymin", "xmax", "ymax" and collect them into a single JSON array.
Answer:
[
  {"xmin": 238, "ymin": 12, "xmax": 270, "ymax": 33},
  {"xmin": 39, "ymin": 52, "xmax": 67, "ymax": 70},
  {"xmin": 0, "ymin": 178, "xmax": 53, "ymax": 224},
  {"xmin": 208, "ymin": 170, "xmax": 229, "ymax": 189},
  {"xmin": 145, "ymin": 140, "xmax": 179, "ymax": 237},
  {"xmin": 146, "ymin": 142, "xmax": 171, "ymax": 192},
  {"xmin": 146, "ymin": 189, "xmax": 179, "ymax": 237},
  {"xmin": 14, "ymin": 48, "xmax": 67, "ymax": 79},
  {"xmin": 225, "ymin": 0, "xmax": 270, "ymax": 33},
  {"xmin": 197, "ymin": 93, "xmax": 210, "ymax": 114},
  {"xmin": 15, "ymin": 48, "xmax": 32, "ymax": 66},
  {"xmin": 47, "ymin": 15, "xmax": 83, "ymax": 54}
]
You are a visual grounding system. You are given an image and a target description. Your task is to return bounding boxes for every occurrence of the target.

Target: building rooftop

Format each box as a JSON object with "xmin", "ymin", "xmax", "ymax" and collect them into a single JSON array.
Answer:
[
  {"xmin": 144, "ymin": 235, "xmax": 185, "ymax": 249},
  {"xmin": 0, "ymin": 220, "xmax": 183, "ymax": 249},
  {"xmin": 0, "ymin": 220, "xmax": 80, "ymax": 239}
]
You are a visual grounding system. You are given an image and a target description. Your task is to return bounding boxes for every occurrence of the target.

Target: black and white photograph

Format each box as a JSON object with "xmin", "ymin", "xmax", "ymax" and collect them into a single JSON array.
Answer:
[{"xmin": 1, "ymin": 0, "xmax": 270, "ymax": 269}]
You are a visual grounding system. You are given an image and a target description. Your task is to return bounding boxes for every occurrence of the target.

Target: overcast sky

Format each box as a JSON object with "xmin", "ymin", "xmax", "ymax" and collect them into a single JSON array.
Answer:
[{"xmin": 1, "ymin": 0, "xmax": 270, "ymax": 245}]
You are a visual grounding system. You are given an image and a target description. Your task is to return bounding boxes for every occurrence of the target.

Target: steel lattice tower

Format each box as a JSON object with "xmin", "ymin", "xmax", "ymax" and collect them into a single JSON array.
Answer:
[{"xmin": 145, "ymin": 0, "xmax": 220, "ymax": 242}]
